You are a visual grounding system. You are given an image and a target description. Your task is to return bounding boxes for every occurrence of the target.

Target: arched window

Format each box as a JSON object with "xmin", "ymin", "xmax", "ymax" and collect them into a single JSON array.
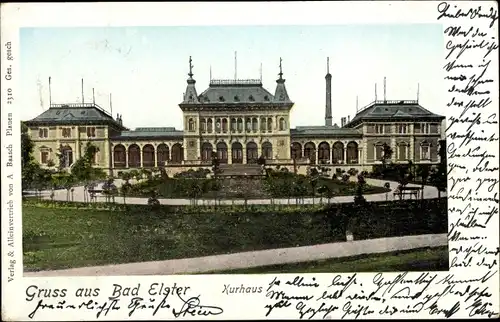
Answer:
[
  {"xmin": 252, "ymin": 117, "xmax": 258, "ymax": 132},
  {"xmin": 142, "ymin": 144, "xmax": 155, "ymax": 167},
  {"xmin": 332, "ymin": 142, "xmax": 344, "ymax": 164},
  {"xmin": 232, "ymin": 142, "xmax": 243, "ymax": 164},
  {"xmin": 128, "ymin": 144, "xmax": 141, "ymax": 168},
  {"xmin": 267, "ymin": 117, "xmax": 272, "ymax": 132},
  {"xmin": 246, "ymin": 142, "xmax": 258, "ymax": 164},
  {"xmin": 201, "ymin": 119, "xmax": 207, "ymax": 133},
  {"xmin": 246, "ymin": 118, "xmax": 252, "ymax": 132},
  {"xmin": 113, "ymin": 144, "xmax": 126, "ymax": 168},
  {"xmin": 262, "ymin": 142, "xmax": 273, "ymax": 159},
  {"xmin": 216, "ymin": 142, "xmax": 228, "ymax": 163},
  {"xmin": 237, "ymin": 118, "xmax": 243, "ymax": 132},
  {"xmin": 304, "ymin": 142, "xmax": 316, "ymax": 163},
  {"xmin": 318, "ymin": 142, "xmax": 330, "ymax": 164},
  {"xmin": 222, "ymin": 118, "xmax": 228, "ymax": 133},
  {"xmin": 231, "ymin": 118, "xmax": 237, "ymax": 132},
  {"xmin": 207, "ymin": 119, "xmax": 213, "ymax": 133},
  {"xmin": 279, "ymin": 117, "xmax": 286, "ymax": 131},
  {"xmin": 156, "ymin": 144, "xmax": 169, "ymax": 166},
  {"xmin": 346, "ymin": 141, "xmax": 359, "ymax": 164},
  {"xmin": 291, "ymin": 142, "xmax": 302, "ymax": 160},
  {"xmin": 171, "ymin": 143, "xmax": 183, "ymax": 163},
  {"xmin": 260, "ymin": 118, "xmax": 267, "ymax": 132},
  {"xmin": 201, "ymin": 142, "xmax": 213, "ymax": 162},
  {"xmin": 188, "ymin": 118, "xmax": 195, "ymax": 132}
]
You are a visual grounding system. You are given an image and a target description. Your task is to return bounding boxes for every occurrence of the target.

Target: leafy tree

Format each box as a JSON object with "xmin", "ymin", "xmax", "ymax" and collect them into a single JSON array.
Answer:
[
  {"xmin": 21, "ymin": 122, "xmax": 42, "ymax": 191},
  {"xmin": 71, "ymin": 142, "xmax": 106, "ymax": 182},
  {"xmin": 381, "ymin": 143, "xmax": 393, "ymax": 175},
  {"xmin": 416, "ymin": 164, "xmax": 431, "ymax": 200},
  {"xmin": 429, "ymin": 164, "xmax": 447, "ymax": 199},
  {"xmin": 317, "ymin": 185, "xmax": 331, "ymax": 204},
  {"xmin": 353, "ymin": 175, "xmax": 367, "ymax": 206}
]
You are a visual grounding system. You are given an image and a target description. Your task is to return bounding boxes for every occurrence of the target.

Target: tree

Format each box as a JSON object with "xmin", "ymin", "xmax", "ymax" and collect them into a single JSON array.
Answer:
[
  {"xmin": 429, "ymin": 164, "xmax": 447, "ymax": 199},
  {"xmin": 353, "ymin": 175, "xmax": 367, "ymax": 206},
  {"xmin": 21, "ymin": 122, "xmax": 42, "ymax": 192},
  {"xmin": 71, "ymin": 142, "xmax": 106, "ymax": 182},
  {"xmin": 211, "ymin": 150, "xmax": 221, "ymax": 207},
  {"xmin": 317, "ymin": 185, "xmax": 331, "ymax": 204},
  {"xmin": 381, "ymin": 143, "xmax": 393, "ymax": 176},
  {"xmin": 416, "ymin": 164, "xmax": 431, "ymax": 200},
  {"xmin": 308, "ymin": 168, "xmax": 320, "ymax": 203}
]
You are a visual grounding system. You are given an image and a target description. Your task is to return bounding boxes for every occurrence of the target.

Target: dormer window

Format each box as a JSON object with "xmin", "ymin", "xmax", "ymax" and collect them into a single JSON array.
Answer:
[
  {"xmin": 264, "ymin": 95, "xmax": 269, "ymax": 101},
  {"xmin": 81, "ymin": 111, "xmax": 86, "ymax": 115},
  {"xmin": 234, "ymin": 96, "xmax": 240, "ymax": 102},
  {"xmin": 204, "ymin": 96, "xmax": 210, "ymax": 102},
  {"xmin": 249, "ymin": 95, "xmax": 255, "ymax": 102},
  {"xmin": 219, "ymin": 96, "xmax": 225, "ymax": 102}
]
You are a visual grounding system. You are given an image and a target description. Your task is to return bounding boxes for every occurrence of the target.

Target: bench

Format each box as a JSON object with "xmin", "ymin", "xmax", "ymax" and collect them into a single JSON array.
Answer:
[
  {"xmin": 393, "ymin": 187, "xmax": 422, "ymax": 200},
  {"xmin": 88, "ymin": 189, "xmax": 115, "ymax": 203}
]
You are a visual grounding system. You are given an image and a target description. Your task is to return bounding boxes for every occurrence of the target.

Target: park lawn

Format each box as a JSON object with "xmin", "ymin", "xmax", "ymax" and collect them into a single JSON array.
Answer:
[
  {"xmin": 22, "ymin": 204, "xmax": 336, "ymax": 271},
  {"xmin": 205, "ymin": 247, "xmax": 449, "ymax": 274},
  {"xmin": 22, "ymin": 198, "xmax": 446, "ymax": 272}
]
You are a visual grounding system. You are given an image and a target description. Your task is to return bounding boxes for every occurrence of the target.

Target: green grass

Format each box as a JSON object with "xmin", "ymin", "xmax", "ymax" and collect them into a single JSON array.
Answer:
[
  {"xmin": 204, "ymin": 247, "xmax": 449, "ymax": 274},
  {"xmin": 22, "ymin": 198, "xmax": 447, "ymax": 272}
]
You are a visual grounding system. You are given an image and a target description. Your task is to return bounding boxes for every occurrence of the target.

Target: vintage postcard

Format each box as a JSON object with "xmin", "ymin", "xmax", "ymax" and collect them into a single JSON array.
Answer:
[{"xmin": 1, "ymin": 1, "xmax": 499, "ymax": 320}]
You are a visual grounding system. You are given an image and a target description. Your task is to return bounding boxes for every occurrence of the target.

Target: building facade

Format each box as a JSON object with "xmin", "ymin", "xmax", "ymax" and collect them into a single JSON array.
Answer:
[{"xmin": 24, "ymin": 57, "xmax": 445, "ymax": 176}]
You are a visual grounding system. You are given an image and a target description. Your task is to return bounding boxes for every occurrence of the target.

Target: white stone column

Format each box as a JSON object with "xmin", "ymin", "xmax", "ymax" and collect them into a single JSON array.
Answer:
[
  {"xmin": 343, "ymin": 147, "xmax": 347, "ymax": 164},
  {"xmin": 140, "ymin": 145, "xmax": 143, "ymax": 168},
  {"xmin": 125, "ymin": 145, "xmax": 129, "ymax": 168}
]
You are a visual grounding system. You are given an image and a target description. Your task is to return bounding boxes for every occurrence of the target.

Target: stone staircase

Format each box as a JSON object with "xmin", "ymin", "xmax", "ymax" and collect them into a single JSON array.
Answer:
[{"xmin": 218, "ymin": 164, "xmax": 264, "ymax": 177}]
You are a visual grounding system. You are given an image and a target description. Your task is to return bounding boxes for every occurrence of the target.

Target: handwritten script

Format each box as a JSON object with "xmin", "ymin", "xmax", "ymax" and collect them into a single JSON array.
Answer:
[{"xmin": 260, "ymin": 2, "xmax": 499, "ymax": 319}]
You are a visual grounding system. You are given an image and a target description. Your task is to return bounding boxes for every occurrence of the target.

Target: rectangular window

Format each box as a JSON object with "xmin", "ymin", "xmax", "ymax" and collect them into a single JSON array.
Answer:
[
  {"xmin": 375, "ymin": 144, "xmax": 383, "ymax": 160},
  {"xmin": 421, "ymin": 145, "xmax": 430, "ymax": 160},
  {"xmin": 41, "ymin": 151, "xmax": 49, "ymax": 164},
  {"xmin": 39, "ymin": 128, "xmax": 49, "ymax": 138},
  {"xmin": 61, "ymin": 128, "xmax": 71, "ymax": 138},
  {"xmin": 375, "ymin": 124, "xmax": 384, "ymax": 134},
  {"xmin": 87, "ymin": 127, "xmax": 96, "ymax": 137},
  {"xmin": 397, "ymin": 124, "xmax": 407, "ymax": 134},
  {"xmin": 421, "ymin": 123, "xmax": 430, "ymax": 134}
]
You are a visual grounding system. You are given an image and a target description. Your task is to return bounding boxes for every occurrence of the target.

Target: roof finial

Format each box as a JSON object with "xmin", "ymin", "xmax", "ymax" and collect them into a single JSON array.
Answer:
[
  {"xmin": 278, "ymin": 57, "xmax": 283, "ymax": 78},
  {"xmin": 375, "ymin": 83, "xmax": 377, "ymax": 101},
  {"xmin": 383, "ymin": 76, "xmax": 387, "ymax": 102},
  {"xmin": 417, "ymin": 83, "xmax": 420, "ymax": 102},
  {"xmin": 327, "ymin": 57, "xmax": 330, "ymax": 74},
  {"xmin": 260, "ymin": 62, "xmax": 262, "ymax": 82},
  {"xmin": 356, "ymin": 95, "xmax": 359, "ymax": 112},
  {"xmin": 188, "ymin": 56, "xmax": 193, "ymax": 77},
  {"xmin": 210, "ymin": 65, "xmax": 212, "ymax": 81}
]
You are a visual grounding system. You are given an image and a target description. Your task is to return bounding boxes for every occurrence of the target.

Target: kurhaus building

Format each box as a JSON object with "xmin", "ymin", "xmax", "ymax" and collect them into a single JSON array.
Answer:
[{"xmin": 25, "ymin": 57, "xmax": 445, "ymax": 176}]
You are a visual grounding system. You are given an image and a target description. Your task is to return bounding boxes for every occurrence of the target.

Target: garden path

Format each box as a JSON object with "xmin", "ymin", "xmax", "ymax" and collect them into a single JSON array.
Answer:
[
  {"xmin": 45, "ymin": 178, "xmax": 444, "ymax": 205},
  {"xmin": 24, "ymin": 233, "xmax": 447, "ymax": 276}
]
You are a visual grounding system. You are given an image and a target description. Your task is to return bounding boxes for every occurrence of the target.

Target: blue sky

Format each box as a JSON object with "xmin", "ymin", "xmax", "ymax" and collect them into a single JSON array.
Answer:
[{"xmin": 20, "ymin": 24, "xmax": 444, "ymax": 129}]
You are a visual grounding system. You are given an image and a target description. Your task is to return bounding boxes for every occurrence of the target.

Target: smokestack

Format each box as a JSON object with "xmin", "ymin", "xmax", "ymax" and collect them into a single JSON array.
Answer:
[
  {"xmin": 325, "ymin": 57, "xmax": 332, "ymax": 126},
  {"xmin": 383, "ymin": 76, "xmax": 387, "ymax": 102},
  {"xmin": 49, "ymin": 77, "xmax": 52, "ymax": 107},
  {"xmin": 341, "ymin": 117, "xmax": 346, "ymax": 127}
]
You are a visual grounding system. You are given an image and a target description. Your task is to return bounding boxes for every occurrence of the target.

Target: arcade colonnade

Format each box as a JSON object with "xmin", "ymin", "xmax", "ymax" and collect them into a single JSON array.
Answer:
[
  {"xmin": 111, "ymin": 140, "xmax": 361, "ymax": 168},
  {"xmin": 290, "ymin": 140, "xmax": 361, "ymax": 165}
]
